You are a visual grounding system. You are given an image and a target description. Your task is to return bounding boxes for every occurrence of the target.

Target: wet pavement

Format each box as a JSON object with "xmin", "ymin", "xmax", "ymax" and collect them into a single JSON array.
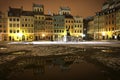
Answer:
[{"xmin": 0, "ymin": 43, "xmax": 120, "ymax": 80}]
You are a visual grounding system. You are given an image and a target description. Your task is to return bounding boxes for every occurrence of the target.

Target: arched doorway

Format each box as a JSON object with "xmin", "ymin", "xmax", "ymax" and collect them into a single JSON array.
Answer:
[{"xmin": 22, "ymin": 35, "xmax": 25, "ymax": 41}]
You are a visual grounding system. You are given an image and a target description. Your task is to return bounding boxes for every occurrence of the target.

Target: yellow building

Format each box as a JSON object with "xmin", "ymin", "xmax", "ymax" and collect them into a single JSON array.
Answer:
[
  {"xmin": 73, "ymin": 16, "xmax": 83, "ymax": 39},
  {"xmin": 7, "ymin": 7, "xmax": 22, "ymax": 41},
  {"xmin": 64, "ymin": 15, "xmax": 74, "ymax": 36},
  {"xmin": 1, "ymin": 4, "xmax": 84, "ymax": 42},
  {"xmin": 20, "ymin": 11, "xmax": 34, "ymax": 41},
  {"xmin": 7, "ymin": 7, "xmax": 34, "ymax": 41}
]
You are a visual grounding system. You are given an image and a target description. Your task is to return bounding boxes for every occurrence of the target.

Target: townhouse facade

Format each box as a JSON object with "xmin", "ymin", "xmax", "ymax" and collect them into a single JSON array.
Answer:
[
  {"xmin": 0, "ymin": 4, "xmax": 83, "ymax": 41},
  {"xmin": 0, "ymin": 12, "xmax": 7, "ymax": 41},
  {"xmin": 94, "ymin": 0, "xmax": 120, "ymax": 40}
]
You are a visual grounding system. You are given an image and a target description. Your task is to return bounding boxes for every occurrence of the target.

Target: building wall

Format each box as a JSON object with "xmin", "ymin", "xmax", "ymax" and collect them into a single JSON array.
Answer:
[
  {"xmin": 88, "ymin": 20, "xmax": 94, "ymax": 39},
  {"xmin": 116, "ymin": 9, "xmax": 120, "ymax": 37},
  {"xmin": 53, "ymin": 15, "xmax": 65, "ymax": 41},
  {"xmin": 0, "ymin": 12, "xmax": 7, "ymax": 41},
  {"xmin": 65, "ymin": 18, "xmax": 74, "ymax": 36},
  {"xmin": 34, "ymin": 15, "xmax": 45, "ymax": 40},
  {"xmin": 94, "ymin": 0, "xmax": 120, "ymax": 40},
  {"xmin": 7, "ymin": 17, "xmax": 21, "ymax": 41},
  {"xmin": 73, "ymin": 16, "xmax": 83, "ymax": 39},
  {"xmin": 0, "ymin": 4, "xmax": 84, "ymax": 42},
  {"xmin": 45, "ymin": 15, "xmax": 54, "ymax": 41},
  {"xmin": 20, "ymin": 16, "xmax": 34, "ymax": 41}
]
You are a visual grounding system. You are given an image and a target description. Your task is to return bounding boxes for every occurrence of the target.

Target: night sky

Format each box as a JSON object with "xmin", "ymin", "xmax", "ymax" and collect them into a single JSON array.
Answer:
[{"xmin": 0, "ymin": 0, "xmax": 106, "ymax": 18}]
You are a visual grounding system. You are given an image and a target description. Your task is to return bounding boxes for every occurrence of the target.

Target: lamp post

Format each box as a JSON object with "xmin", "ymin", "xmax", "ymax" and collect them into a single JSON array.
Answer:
[{"xmin": 102, "ymin": 32, "xmax": 105, "ymax": 40}]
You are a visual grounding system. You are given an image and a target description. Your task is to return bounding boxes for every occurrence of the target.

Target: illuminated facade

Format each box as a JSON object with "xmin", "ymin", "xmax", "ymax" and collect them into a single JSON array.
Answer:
[
  {"xmin": 73, "ymin": 16, "xmax": 83, "ymax": 38},
  {"xmin": 0, "ymin": 4, "xmax": 84, "ymax": 41},
  {"xmin": 94, "ymin": 0, "xmax": 120, "ymax": 40},
  {"xmin": 53, "ymin": 7, "xmax": 83, "ymax": 41},
  {"xmin": 0, "ymin": 12, "xmax": 7, "ymax": 41},
  {"xmin": 33, "ymin": 4, "xmax": 45, "ymax": 41},
  {"xmin": 21, "ymin": 11, "xmax": 34, "ymax": 41},
  {"xmin": 7, "ymin": 7, "xmax": 34, "ymax": 41},
  {"xmin": 8, "ymin": 7, "xmax": 22, "ymax": 41},
  {"xmin": 45, "ymin": 15, "xmax": 53, "ymax": 41}
]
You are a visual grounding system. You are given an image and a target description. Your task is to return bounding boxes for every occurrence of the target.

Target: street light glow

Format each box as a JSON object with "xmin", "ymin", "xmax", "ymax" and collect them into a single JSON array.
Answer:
[
  {"xmin": 42, "ymin": 34, "xmax": 45, "ymax": 37},
  {"xmin": 102, "ymin": 32, "xmax": 105, "ymax": 36},
  {"xmin": 18, "ymin": 33, "xmax": 23, "ymax": 37}
]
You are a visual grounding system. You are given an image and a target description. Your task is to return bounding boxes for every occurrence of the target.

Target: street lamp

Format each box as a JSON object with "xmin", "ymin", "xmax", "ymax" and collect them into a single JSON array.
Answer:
[
  {"xmin": 18, "ymin": 32, "xmax": 23, "ymax": 41},
  {"xmin": 42, "ymin": 34, "xmax": 45, "ymax": 37},
  {"xmin": 82, "ymin": 34, "xmax": 86, "ymax": 38},
  {"xmin": 102, "ymin": 32, "xmax": 105, "ymax": 40},
  {"xmin": 102, "ymin": 32, "xmax": 105, "ymax": 36},
  {"xmin": 18, "ymin": 32, "xmax": 23, "ymax": 37}
]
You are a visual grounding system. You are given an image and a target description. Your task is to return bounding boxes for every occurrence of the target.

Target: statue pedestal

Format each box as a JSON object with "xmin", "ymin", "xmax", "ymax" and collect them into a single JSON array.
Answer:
[
  {"xmin": 63, "ymin": 35, "xmax": 67, "ymax": 42},
  {"xmin": 63, "ymin": 35, "xmax": 71, "ymax": 42}
]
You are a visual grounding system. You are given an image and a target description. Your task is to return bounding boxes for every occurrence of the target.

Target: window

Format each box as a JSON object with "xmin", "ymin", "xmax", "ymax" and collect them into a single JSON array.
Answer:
[
  {"xmin": 112, "ymin": 20, "xmax": 114, "ymax": 24},
  {"xmin": 13, "ymin": 30, "xmax": 16, "ymax": 33},
  {"xmin": 25, "ymin": 24, "xmax": 27, "ymax": 27},
  {"xmin": 22, "ymin": 24, "xmax": 24, "ymax": 27},
  {"xmin": 13, "ymin": 18, "xmax": 16, "ymax": 21},
  {"xmin": 25, "ymin": 19, "xmax": 27, "ymax": 21},
  {"xmin": 75, "ymin": 30, "xmax": 76, "ymax": 33},
  {"xmin": 4, "ymin": 30, "xmax": 6, "ymax": 33},
  {"xmin": 42, "ymin": 17, "xmax": 44, "ymax": 19},
  {"xmin": 31, "ymin": 24, "xmax": 33, "ymax": 27},
  {"xmin": 54, "ymin": 30, "xmax": 56, "ymax": 33},
  {"xmin": 9, "ymin": 18, "xmax": 12, "ymax": 21},
  {"xmin": 17, "ymin": 24, "xmax": 19, "ymax": 27},
  {"xmin": 66, "ymin": 20, "xmax": 67, "ymax": 23},
  {"xmin": 0, "ymin": 25, "xmax": 2, "ymax": 28},
  {"xmin": 112, "ymin": 27, "xmax": 114, "ymax": 31},
  {"xmin": 10, "ymin": 30, "xmax": 12, "ymax": 33},
  {"xmin": 71, "ymin": 26, "xmax": 73, "ymax": 29},
  {"xmin": 79, "ymin": 20, "xmax": 81, "ymax": 23},
  {"xmin": 28, "ymin": 24, "xmax": 30, "ymax": 27},
  {"xmin": 80, "ymin": 30, "xmax": 82, "ymax": 33},
  {"xmin": 17, "ymin": 30, "xmax": 19, "ymax": 33},
  {"xmin": 75, "ymin": 25, "xmax": 76, "ymax": 27},
  {"xmin": 17, "ymin": 18, "xmax": 19, "ymax": 21},
  {"xmin": 13, "ymin": 24, "xmax": 16, "ymax": 27}
]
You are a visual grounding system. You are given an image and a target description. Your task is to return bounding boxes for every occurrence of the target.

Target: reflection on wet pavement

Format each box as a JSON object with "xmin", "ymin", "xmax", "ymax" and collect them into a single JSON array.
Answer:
[{"xmin": 0, "ymin": 45, "xmax": 120, "ymax": 80}]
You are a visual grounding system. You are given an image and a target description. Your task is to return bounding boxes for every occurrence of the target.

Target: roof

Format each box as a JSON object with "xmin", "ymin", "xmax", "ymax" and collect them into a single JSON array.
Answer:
[
  {"xmin": 64, "ymin": 14, "xmax": 73, "ymax": 19},
  {"xmin": 60, "ymin": 7, "xmax": 71, "ymax": 11},
  {"xmin": 33, "ymin": 12, "xmax": 44, "ymax": 15},
  {"xmin": 33, "ymin": 4, "xmax": 44, "ymax": 7},
  {"xmin": 45, "ymin": 15, "xmax": 53, "ymax": 20},
  {"xmin": 22, "ymin": 11, "xmax": 34, "ymax": 16},
  {"xmin": 8, "ymin": 7, "xmax": 22, "ymax": 17}
]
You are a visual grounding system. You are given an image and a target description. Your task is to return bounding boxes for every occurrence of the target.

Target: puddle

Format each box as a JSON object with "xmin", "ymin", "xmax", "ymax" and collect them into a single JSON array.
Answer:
[{"xmin": 0, "ymin": 55, "xmax": 118, "ymax": 80}]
